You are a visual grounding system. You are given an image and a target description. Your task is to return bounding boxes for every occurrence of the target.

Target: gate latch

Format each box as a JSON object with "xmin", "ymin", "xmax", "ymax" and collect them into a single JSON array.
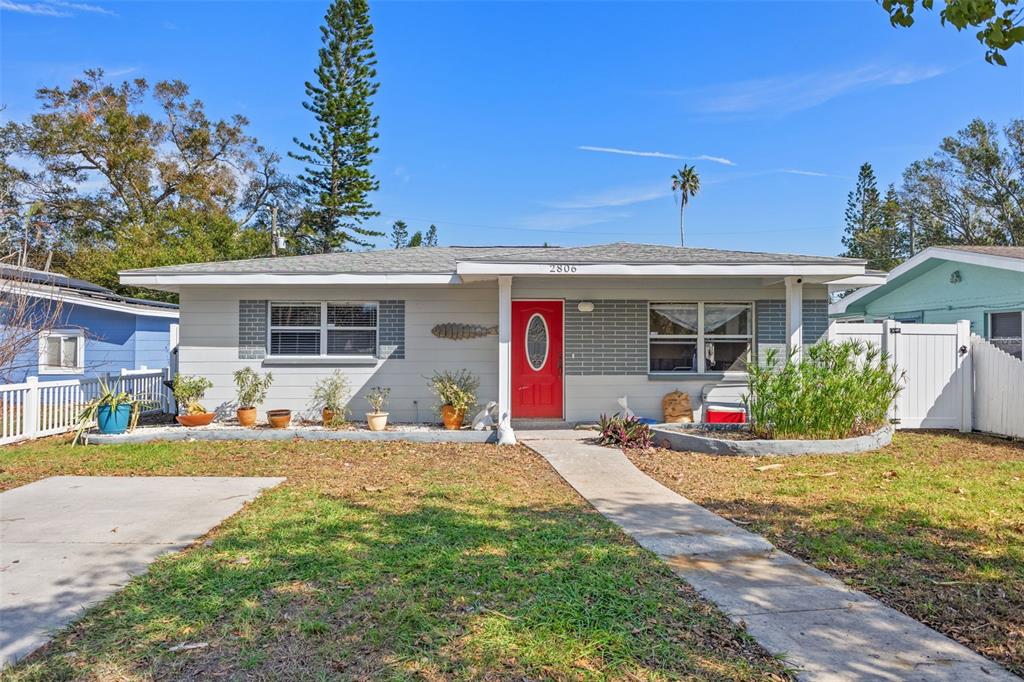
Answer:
[{"xmin": 959, "ymin": 345, "xmax": 968, "ymax": 356}]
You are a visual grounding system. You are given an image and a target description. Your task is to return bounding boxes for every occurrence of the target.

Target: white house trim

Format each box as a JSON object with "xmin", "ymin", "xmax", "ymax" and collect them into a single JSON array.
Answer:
[
  {"xmin": 9, "ymin": 283, "xmax": 180, "ymax": 319},
  {"xmin": 785, "ymin": 276, "xmax": 804, "ymax": 361},
  {"xmin": 497, "ymin": 276, "xmax": 512, "ymax": 423},
  {"xmin": 118, "ymin": 273, "xmax": 460, "ymax": 291}
]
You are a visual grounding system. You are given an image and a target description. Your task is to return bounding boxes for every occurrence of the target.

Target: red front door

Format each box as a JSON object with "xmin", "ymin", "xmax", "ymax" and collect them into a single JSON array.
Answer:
[{"xmin": 512, "ymin": 300, "xmax": 563, "ymax": 419}]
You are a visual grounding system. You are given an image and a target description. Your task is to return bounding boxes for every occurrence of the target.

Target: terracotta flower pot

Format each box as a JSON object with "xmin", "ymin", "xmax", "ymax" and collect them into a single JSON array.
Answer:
[
  {"xmin": 366, "ymin": 412, "xmax": 389, "ymax": 431},
  {"xmin": 440, "ymin": 405, "xmax": 465, "ymax": 430},
  {"xmin": 176, "ymin": 412, "xmax": 215, "ymax": 427},
  {"xmin": 236, "ymin": 407, "xmax": 257, "ymax": 427},
  {"xmin": 322, "ymin": 408, "xmax": 338, "ymax": 426},
  {"xmin": 267, "ymin": 409, "xmax": 291, "ymax": 429}
]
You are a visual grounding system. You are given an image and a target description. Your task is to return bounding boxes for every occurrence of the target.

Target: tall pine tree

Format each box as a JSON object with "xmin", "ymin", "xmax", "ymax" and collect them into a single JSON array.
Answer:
[
  {"xmin": 389, "ymin": 219, "xmax": 409, "ymax": 249},
  {"xmin": 291, "ymin": 0, "xmax": 382, "ymax": 253},
  {"xmin": 423, "ymin": 224, "xmax": 438, "ymax": 247},
  {"xmin": 841, "ymin": 163, "xmax": 908, "ymax": 270}
]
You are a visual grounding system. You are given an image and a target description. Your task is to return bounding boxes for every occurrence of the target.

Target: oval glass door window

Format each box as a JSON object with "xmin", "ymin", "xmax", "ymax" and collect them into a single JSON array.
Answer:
[{"xmin": 526, "ymin": 313, "xmax": 549, "ymax": 370}]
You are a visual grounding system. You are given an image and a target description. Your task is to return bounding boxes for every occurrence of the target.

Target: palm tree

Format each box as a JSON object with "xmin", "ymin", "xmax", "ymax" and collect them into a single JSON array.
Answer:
[{"xmin": 670, "ymin": 165, "xmax": 701, "ymax": 246}]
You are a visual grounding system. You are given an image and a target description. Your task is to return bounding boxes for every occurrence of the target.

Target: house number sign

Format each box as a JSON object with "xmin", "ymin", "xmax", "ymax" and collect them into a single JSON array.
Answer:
[{"xmin": 548, "ymin": 264, "xmax": 578, "ymax": 273}]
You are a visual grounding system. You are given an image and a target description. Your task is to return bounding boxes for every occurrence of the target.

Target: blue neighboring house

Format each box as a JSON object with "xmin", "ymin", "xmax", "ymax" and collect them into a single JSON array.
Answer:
[
  {"xmin": 1, "ymin": 265, "xmax": 179, "ymax": 383},
  {"xmin": 831, "ymin": 245, "xmax": 1024, "ymax": 359}
]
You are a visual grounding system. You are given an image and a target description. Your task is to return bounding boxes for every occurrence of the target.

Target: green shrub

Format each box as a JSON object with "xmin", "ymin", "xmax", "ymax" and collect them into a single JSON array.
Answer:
[
  {"xmin": 744, "ymin": 340, "xmax": 903, "ymax": 440},
  {"xmin": 597, "ymin": 413, "xmax": 653, "ymax": 449},
  {"xmin": 427, "ymin": 369, "xmax": 479, "ymax": 414},
  {"xmin": 233, "ymin": 368, "xmax": 272, "ymax": 409},
  {"xmin": 172, "ymin": 375, "xmax": 214, "ymax": 415},
  {"xmin": 311, "ymin": 371, "xmax": 351, "ymax": 424}
]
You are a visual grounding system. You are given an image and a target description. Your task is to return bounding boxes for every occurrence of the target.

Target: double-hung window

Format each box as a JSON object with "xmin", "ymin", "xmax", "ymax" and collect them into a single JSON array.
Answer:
[
  {"xmin": 269, "ymin": 302, "xmax": 378, "ymax": 358},
  {"xmin": 649, "ymin": 302, "xmax": 753, "ymax": 374},
  {"xmin": 39, "ymin": 329, "xmax": 85, "ymax": 374}
]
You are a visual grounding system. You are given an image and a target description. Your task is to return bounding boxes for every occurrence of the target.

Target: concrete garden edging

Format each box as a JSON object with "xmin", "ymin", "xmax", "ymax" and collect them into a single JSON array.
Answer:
[
  {"xmin": 649, "ymin": 424, "xmax": 893, "ymax": 456},
  {"xmin": 85, "ymin": 427, "xmax": 496, "ymax": 445}
]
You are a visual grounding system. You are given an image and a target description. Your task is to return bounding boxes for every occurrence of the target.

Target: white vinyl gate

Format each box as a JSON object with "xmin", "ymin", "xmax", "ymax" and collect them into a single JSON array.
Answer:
[
  {"xmin": 828, "ymin": 320, "xmax": 972, "ymax": 431},
  {"xmin": 972, "ymin": 334, "xmax": 1024, "ymax": 439}
]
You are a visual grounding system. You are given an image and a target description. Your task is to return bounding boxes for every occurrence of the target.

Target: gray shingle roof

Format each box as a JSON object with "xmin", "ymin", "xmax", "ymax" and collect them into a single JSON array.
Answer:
[
  {"xmin": 939, "ymin": 245, "xmax": 1024, "ymax": 260},
  {"xmin": 120, "ymin": 242, "xmax": 861, "ymax": 276}
]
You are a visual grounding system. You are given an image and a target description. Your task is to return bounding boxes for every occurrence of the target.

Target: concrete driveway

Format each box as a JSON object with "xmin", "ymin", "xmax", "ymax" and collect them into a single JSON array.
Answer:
[{"xmin": 0, "ymin": 475, "xmax": 284, "ymax": 667}]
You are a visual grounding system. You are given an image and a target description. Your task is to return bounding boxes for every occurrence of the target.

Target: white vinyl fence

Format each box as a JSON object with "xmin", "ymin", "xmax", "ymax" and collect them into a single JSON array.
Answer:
[
  {"xmin": 972, "ymin": 334, "xmax": 1024, "ymax": 439},
  {"xmin": 828, "ymin": 320, "xmax": 973, "ymax": 432},
  {"xmin": 0, "ymin": 368, "xmax": 173, "ymax": 445}
]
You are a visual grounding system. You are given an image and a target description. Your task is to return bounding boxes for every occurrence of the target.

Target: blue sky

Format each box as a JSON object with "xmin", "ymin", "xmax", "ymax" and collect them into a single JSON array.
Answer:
[{"xmin": 2, "ymin": 1, "xmax": 1022, "ymax": 256}]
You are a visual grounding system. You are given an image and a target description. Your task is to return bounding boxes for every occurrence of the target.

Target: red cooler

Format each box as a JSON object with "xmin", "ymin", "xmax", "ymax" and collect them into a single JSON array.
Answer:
[{"xmin": 705, "ymin": 406, "xmax": 747, "ymax": 424}]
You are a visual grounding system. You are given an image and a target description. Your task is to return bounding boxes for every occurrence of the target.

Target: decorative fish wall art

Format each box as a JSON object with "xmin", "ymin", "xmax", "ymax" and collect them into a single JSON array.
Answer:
[{"xmin": 431, "ymin": 323, "xmax": 498, "ymax": 340}]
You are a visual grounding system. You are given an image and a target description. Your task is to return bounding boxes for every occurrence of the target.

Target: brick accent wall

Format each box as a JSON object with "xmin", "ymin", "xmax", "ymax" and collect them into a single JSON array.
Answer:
[
  {"xmin": 238, "ymin": 300, "xmax": 268, "ymax": 359},
  {"xmin": 379, "ymin": 300, "xmax": 405, "ymax": 359},
  {"xmin": 565, "ymin": 300, "xmax": 647, "ymax": 376},
  {"xmin": 755, "ymin": 299, "xmax": 828, "ymax": 361},
  {"xmin": 802, "ymin": 299, "xmax": 829, "ymax": 344}
]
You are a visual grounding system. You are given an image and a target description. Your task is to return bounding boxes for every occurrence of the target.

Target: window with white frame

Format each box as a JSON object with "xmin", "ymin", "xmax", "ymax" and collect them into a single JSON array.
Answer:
[
  {"xmin": 989, "ymin": 310, "xmax": 1023, "ymax": 360},
  {"xmin": 269, "ymin": 302, "xmax": 378, "ymax": 357},
  {"xmin": 39, "ymin": 329, "xmax": 85, "ymax": 374},
  {"xmin": 649, "ymin": 302, "xmax": 753, "ymax": 374}
]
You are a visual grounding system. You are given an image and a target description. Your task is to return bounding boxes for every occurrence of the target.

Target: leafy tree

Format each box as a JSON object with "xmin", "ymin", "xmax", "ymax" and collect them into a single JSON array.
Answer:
[
  {"xmin": 424, "ymin": 224, "xmax": 439, "ymax": 247},
  {"xmin": 291, "ymin": 0, "xmax": 383, "ymax": 253},
  {"xmin": 879, "ymin": 0, "xmax": 1024, "ymax": 65},
  {"xmin": 1, "ymin": 69, "xmax": 290, "ymax": 294},
  {"xmin": 900, "ymin": 118, "xmax": 1023, "ymax": 247},
  {"xmin": 407, "ymin": 231, "xmax": 423, "ymax": 247},
  {"xmin": 389, "ymin": 219, "xmax": 409, "ymax": 249},
  {"xmin": 670, "ymin": 165, "xmax": 700, "ymax": 246}
]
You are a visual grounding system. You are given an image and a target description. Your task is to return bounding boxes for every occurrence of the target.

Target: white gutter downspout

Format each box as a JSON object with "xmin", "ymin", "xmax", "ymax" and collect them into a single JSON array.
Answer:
[{"xmin": 497, "ymin": 276, "xmax": 512, "ymax": 423}]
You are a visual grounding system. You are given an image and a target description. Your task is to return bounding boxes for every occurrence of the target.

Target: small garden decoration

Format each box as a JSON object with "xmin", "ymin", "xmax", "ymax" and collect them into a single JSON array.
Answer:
[
  {"xmin": 598, "ymin": 413, "xmax": 653, "ymax": 449},
  {"xmin": 233, "ymin": 368, "xmax": 272, "ymax": 427},
  {"xmin": 428, "ymin": 369, "xmax": 479, "ymax": 430},
  {"xmin": 312, "ymin": 370, "xmax": 351, "ymax": 427},
  {"xmin": 172, "ymin": 375, "xmax": 215, "ymax": 427},
  {"xmin": 365, "ymin": 386, "xmax": 390, "ymax": 431},
  {"xmin": 73, "ymin": 377, "xmax": 156, "ymax": 444},
  {"xmin": 744, "ymin": 339, "xmax": 903, "ymax": 440}
]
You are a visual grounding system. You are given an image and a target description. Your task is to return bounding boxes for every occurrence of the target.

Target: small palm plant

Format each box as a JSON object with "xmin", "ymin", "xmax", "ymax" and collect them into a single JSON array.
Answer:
[
  {"xmin": 670, "ymin": 164, "xmax": 701, "ymax": 246},
  {"xmin": 73, "ymin": 377, "xmax": 157, "ymax": 444}
]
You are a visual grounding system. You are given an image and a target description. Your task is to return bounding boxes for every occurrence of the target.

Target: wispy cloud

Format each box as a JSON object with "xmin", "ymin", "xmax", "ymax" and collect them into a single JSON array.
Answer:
[
  {"xmin": 777, "ymin": 168, "xmax": 850, "ymax": 179},
  {"xmin": 690, "ymin": 63, "xmax": 946, "ymax": 115},
  {"xmin": 578, "ymin": 145, "xmax": 736, "ymax": 166},
  {"xmin": 0, "ymin": 0, "xmax": 115, "ymax": 16},
  {"xmin": 545, "ymin": 183, "xmax": 669, "ymax": 210}
]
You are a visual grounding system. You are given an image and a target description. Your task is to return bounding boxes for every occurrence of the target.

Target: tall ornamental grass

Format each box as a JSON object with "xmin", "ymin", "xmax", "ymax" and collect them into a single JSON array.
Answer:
[{"xmin": 744, "ymin": 340, "xmax": 903, "ymax": 440}]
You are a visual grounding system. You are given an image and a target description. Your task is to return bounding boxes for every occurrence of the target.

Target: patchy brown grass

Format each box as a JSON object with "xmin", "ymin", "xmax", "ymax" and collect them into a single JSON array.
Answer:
[
  {"xmin": 2, "ymin": 437, "xmax": 791, "ymax": 681},
  {"xmin": 625, "ymin": 431, "xmax": 1024, "ymax": 675}
]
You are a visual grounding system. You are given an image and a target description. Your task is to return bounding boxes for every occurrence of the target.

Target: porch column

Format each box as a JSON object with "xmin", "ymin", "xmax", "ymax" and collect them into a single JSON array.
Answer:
[
  {"xmin": 785, "ymin": 276, "xmax": 804, "ymax": 361},
  {"xmin": 497, "ymin": 276, "xmax": 512, "ymax": 422}
]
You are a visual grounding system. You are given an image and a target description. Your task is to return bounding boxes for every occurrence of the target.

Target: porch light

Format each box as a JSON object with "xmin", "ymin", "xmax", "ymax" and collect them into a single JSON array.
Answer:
[{"xmin": 577, "ymin": 301, "xmax": 595, "ymax": 313}]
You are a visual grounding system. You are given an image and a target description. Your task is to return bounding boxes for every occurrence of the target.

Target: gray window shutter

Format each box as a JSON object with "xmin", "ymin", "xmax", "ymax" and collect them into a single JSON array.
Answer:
[{"xmin": 239, "ymin": 300, "xmax": 268, "ymax": 359}]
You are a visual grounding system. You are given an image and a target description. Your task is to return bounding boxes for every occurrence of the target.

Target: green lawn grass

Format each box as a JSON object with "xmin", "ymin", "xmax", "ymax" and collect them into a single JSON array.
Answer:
[
  {"xmin": 627, "ymin": 431, "xmax": 1024, "ymax": 676},
  {"xmin": 1, "ymin": 438, "xmax": 790, "ymax": 681}
]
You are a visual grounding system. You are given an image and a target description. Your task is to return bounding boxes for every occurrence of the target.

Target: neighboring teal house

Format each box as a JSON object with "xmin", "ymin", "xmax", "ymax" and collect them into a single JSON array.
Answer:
[{"xmin": 831, "ymin": 245, "xmax": 1024, "ymax": 359}]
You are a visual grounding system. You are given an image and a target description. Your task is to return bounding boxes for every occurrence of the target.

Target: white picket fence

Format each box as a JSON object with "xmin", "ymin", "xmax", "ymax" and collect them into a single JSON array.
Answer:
[
  {"xmin": 0, "ymin": 368, "xmax": 173, "ymax": 445},
  {"xmin": 972, "ymin": 334, "xmax": 1024, "ymax": 439}
]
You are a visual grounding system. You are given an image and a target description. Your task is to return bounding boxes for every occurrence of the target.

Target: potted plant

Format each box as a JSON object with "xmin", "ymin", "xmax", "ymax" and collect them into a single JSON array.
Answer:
[
  {"xmin": 365, "ymin": 386, "xmax": 390, "ymax": 431},
  {"xmin": 72, "ymin": 377, "xmax": 156, "ymax": 444},
  {"xmin": 233, "ymin": 368, "xmax": 272, "ymax": 426},
  {"xmin": 311, "ymin": 370, "xmax": 350, "ymax": 427},
  {"xmin": 172, "ymin": 375, "xmax": 215, "ymax": 427},
  {"xmin": 428, "ymin": 369, "xmax": 479, "ymax": 430},
  {"xmin": 266, "ymin": 408, "xmax": 292, "ymax": 429}
]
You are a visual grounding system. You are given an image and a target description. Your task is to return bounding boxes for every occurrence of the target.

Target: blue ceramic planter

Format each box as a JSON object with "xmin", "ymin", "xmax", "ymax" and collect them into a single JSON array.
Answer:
[{"xmin": 97, "ymin": 403, "xmax": 132, "ymax": 434}]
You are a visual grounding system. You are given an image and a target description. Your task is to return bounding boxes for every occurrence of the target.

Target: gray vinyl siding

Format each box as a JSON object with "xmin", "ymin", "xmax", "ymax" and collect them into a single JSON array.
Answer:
[{"xmin": 177, "ymin": 278, "xmax": 829, "ymax": 423}]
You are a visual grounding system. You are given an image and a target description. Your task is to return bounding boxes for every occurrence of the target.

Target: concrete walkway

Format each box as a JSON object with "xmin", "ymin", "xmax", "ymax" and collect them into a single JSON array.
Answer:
[
  {"xmin": 0, "ymin": 475, "xmax": 284, "ymax": 667},
  {"xmin": 521, "ymin": 431, "xmax": 1019, "ymax": 682}
]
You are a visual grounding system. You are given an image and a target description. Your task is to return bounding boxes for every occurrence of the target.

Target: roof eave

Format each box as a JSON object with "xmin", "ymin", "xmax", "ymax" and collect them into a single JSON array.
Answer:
[{"xmin": 455, "ymin": 261, "xmax": 866, "ymax": 277}]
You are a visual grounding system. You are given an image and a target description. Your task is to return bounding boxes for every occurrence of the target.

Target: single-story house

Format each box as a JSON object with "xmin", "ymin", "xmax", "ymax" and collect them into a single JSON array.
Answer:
[
  {"xmin": 119, "ymin": 242, "xmax": 878, "ymax": 423},
  {"xmin": 831, "ymin": 245, "xmax": 1024, "ymax": 359},
  {"xmin": 1, "ymin": 265, "xmax": 179, "ymax": 383}
]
